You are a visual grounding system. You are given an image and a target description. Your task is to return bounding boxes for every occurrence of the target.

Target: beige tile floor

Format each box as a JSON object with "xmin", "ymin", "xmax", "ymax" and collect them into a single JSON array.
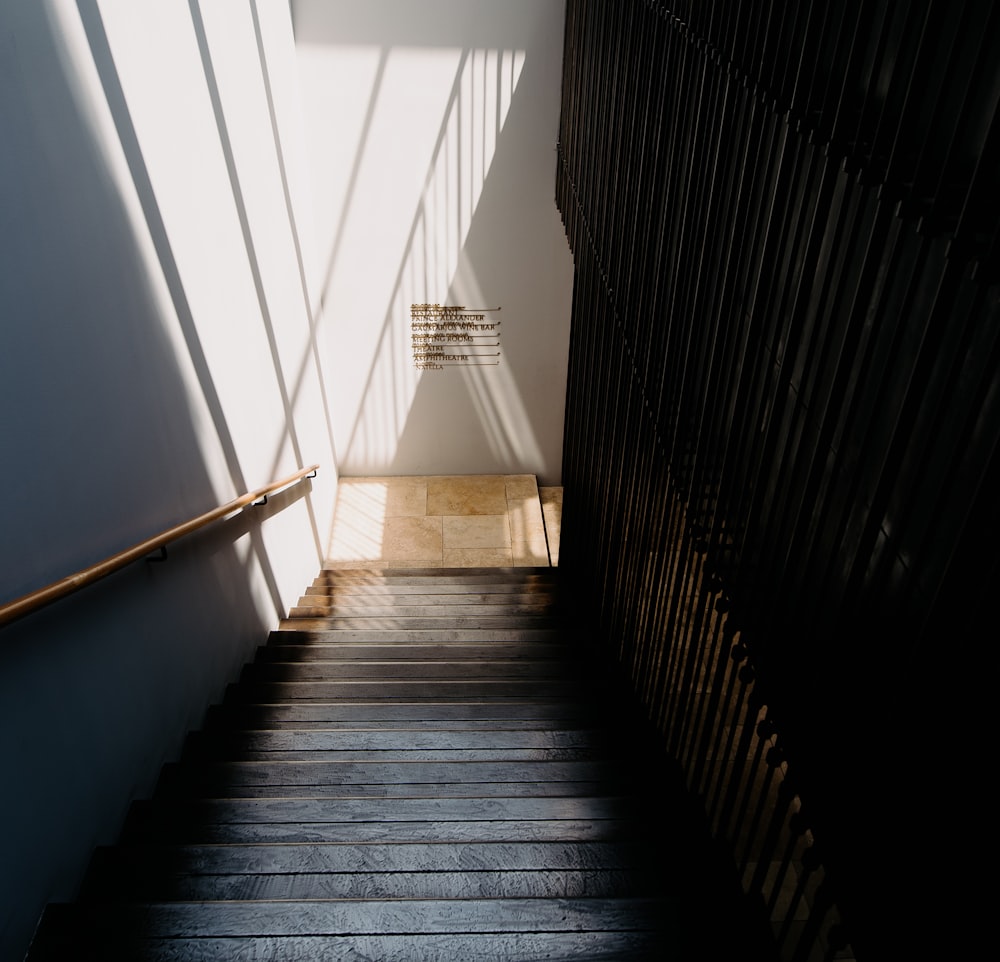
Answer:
[{"xmin": 327, "ymin": 475, "xmax": 562, "ymax": 568}]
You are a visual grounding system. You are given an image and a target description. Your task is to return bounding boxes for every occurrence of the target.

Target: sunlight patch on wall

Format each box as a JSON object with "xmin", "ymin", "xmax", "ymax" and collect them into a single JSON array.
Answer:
[
  {"xmin": 451, "ymin": 268, "xmax": 544, "ymax": 471},
  {"xmin": 342, "ymin": 48, "xmax": 526, "ymax": 469},
  {"xmin": 295, "ymin": 43, "xmax": 525, "ymax": 470},
  {"xmin": 39, "ymin": 0, "xmax": 236, "ymax": 504}
]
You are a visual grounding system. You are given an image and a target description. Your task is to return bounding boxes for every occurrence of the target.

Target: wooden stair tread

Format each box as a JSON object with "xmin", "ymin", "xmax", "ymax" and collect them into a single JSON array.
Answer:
[
  {"xmin": 115, "ymin": 818, "xmax": 645, "ymax": 845},
  {"xmin": 126, "ymin": 794, "xmax": 644, "ymax": 823},
  {"xmin": 29, "ymin": 930, "xmax": 669, "ymax": 962},
  {"xmin": 88, "ymin": 839, "xmax": 659, "ymax": 874},
  {"xmin": 299, "ymin": 584, "xmax": 556, "ymax": 606},
  {"xmin": 224, "ymin": 682, "xmax": 598, "ymax": 702},
  {"xmin": 203, "ymin": 702, "xmax": 601, "ymax": 726},
  {"xmin": 316, "ymin": 566, "xmax": 557, "ymax": 578},
  {"xmin": 79, "ymin": 867, "xmax": 659, "ymax": 902},
  {"xmin": 271, "ymin": 627, "xmax": 567, "ymax": 641},
  {"xmin": 157, "ymin": 758, "xmax": 630, "ymax": 784},
  {"xmin": 278, "ymin": 616, "xmax": 569, "ymax": 630},
  {"xmin": 40, "ymin": 896, "xmax": 674, "ymax": 936},
  {"xmin": 185, "ymin": 728, "xmax": 612, "ymax": 751},
  {"xmin": 239, "ymin": 659, "xmax": 586, "ymax": 681},
  {"xmin": 255, "ymin": 642, "xmax": 572, "ymax": 661},
  {"xmin": 152, "ymin": 780, "xmax": 618, "ymax": 800},
  {"xmin": 289, "ymin": 603, "xmax": 559, "ymax": 618}
]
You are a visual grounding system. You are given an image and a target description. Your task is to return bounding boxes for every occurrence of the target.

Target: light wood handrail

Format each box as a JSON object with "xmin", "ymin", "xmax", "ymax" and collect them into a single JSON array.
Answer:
[{"xmin": 0, "ymin": 464, "xmax": 320, "ymax": 629}]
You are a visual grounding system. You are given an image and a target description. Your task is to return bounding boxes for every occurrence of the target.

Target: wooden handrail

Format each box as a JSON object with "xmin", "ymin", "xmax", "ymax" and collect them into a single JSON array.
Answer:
[{"xmin": 0, "ymin": 464, "xmax": 319, "ymax": 629}]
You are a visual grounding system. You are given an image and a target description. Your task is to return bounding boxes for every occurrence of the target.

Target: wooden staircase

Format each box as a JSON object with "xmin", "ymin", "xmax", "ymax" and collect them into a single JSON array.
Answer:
[{"xmin": 26, "ymin": 566, "xmax": 760, "ymax": 960}]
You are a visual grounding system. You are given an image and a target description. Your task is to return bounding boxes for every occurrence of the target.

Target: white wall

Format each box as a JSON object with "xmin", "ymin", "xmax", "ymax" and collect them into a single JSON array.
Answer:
[
  {"xmin": 292, "ymin": 0, "xmax": 573, "ymax": 484},
  {"xmin": 0, "ymin": 2, "xmax": 335, "ymax": 957}
]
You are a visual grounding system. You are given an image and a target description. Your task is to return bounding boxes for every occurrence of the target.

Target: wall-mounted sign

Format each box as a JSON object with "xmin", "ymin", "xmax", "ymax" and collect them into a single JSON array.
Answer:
[{"xmin": 411, "ymin": 304, "xmax": 501, "ymax": 370}]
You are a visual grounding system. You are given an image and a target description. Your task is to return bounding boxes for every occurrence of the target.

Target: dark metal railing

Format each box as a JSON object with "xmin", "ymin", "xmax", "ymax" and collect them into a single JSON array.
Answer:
[{"xmin": 556, "ymin": 2, "xmax": 999, "ymax": 959}]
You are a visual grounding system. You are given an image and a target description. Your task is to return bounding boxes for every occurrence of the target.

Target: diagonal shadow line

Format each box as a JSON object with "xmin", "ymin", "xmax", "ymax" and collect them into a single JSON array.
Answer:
[
  {"xmin": 74, "ymin": 0, "xmax": 245, "ymax": 491},
  {"xmin": 75, "ymin": 0, "xmax": 284, "ymax": 619},
  {"xmin": 349, "ymin": 48, "xmax": 533, "ymax": 472},
  {"xmin": 316, "ymin": 46, "xmax": 390, "ymax": 315},
  {"xmin": 249, "ymin": 0, "xmax": 339, "ymax": 481},
  {"xmin": 187, "ymin": 0, "xmax": 321, "ymax": 561},
  {"xmin": 340, "ymin": 48, "xmax": 471, "ymax": 466},
  {"xmin": 433, "ymin": 51, "xmax": 528, "ymax": 468}
]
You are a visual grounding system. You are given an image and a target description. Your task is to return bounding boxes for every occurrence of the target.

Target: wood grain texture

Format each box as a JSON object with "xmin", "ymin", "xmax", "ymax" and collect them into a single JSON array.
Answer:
[
  {"xmin": 90, "ymin": 839, "xmax": 656, "ymax": 875},
  {"xmin": 84, "ymin": 868, "xmax": 654, "ymax": 902},
  {"xmin": 26, "ymin": 567, "xmax": 704, "ymax": 960},
  {"xmin": 238, "ymin": 658, "xmax": 585, "ymax": 682},
  {"xmin": 29, "ymin": 930, "xmax": 673, "ymax": 961},
  {"xmin": 298, "ymin": 591, "xmax": 558, "ymax": 605},
  {"xmin": 126, "ymin": 794, "xmax": 641, "ymax": 825},
  {"xmin": 271, "ymin": 627, "xmax": 566, "ymax": 641},
  {"xmin": 44, "ymin": 896, "xmax": 674, "ymax": 936},
  {"xmin": 184, "ymin": 728, "xmax": 612, "ymax": 753},
  {"xmin": 254, "ymin": 642, "xmax": 571, "ymax": 661}
]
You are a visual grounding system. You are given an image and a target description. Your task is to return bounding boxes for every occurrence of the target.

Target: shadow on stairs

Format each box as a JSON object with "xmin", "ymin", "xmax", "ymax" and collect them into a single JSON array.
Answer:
[{"xmin": 26, "ymin": 566, "xmax": 775, "ymax": 961}]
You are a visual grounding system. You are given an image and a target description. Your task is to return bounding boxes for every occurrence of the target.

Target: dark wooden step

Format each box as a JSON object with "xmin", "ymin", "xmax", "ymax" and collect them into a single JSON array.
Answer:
[
  {"xmin": 224, "ymin": 679, "xmax": 596, "ymax": 702},
  {"xmin": 82, "ymin": 866, "xmax": 656, "ymax": 902},
  {"xmin": 152, "ymin": 778, "xmax": 616, "ymax": 800},
  {"xmin": 28, "ymin": 925, "xmax": 672, "ymax": 961},
  {"xmin": 270, "ymin": 627, "xmax": 567, "ymax": 642},
  {"xmin": 180, "ymin": 726, "xmax": 618, "ymax": 762},
  {"xmin": 289, "ymin": 602, "xmax": 558, "ymax": 618},
  {"xmin": 202, "ymin": 701, "xmax": 602, "ymax": 729},
  {"xmin": 117, "ymin": 817, "xmax": 643, "ymax": 845},
  {"xmin": 255, "ymin": 641, "xmax": 572, "ymax": 662},
  {"xmin": 156, "ymin": 758, "xmax": 629, "ymax": 793},
  {"xmin": 33, "ymin": 895, "xmax": 674, "ymax": 938},
  {"xmin": 184, "ymin": 728, "xmax": 612, "ymax": 754},
  {"xmin": 88, "ymin": 838, "xmax": 658, "ymax": 876},
  {"xmin": 239, "ymin": 658, "xmax": 584, "ymax": 683},
  {"xmin": 124, "ymin": 794, "xmax": 643, "ymax": 828},
  {"xmin": 315, "ymin": 566, "xmax": 558, "ymax": 580},
  {"xmin": 299, "ymin": 590, "xmax": 559, "ymax": 605},
  {"xmin": 279, "ymin": 615, "xmax": 568, "ymax": 630},
  {"xmin": 178, "ymin": 746, "xmax": 607, "ymax": 764}
]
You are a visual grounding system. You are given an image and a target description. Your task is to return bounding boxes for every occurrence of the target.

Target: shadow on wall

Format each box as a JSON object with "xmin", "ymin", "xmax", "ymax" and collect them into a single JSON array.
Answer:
[
  {"xmin": 0, "ymin": 2, "xmax": 332, "ymax": 958},
  {"xmin": 292, "ymin": 0, "xmax": 573, "ymax": 485}
]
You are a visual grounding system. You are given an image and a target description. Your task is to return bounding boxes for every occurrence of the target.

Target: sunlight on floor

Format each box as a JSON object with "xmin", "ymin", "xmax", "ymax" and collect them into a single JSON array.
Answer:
[{"xmin": 327, "ymin": 475, "xmax": 560, "ymax": 568}]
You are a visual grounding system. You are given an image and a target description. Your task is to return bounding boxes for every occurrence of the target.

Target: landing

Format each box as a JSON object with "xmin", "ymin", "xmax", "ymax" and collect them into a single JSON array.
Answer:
[{"xmin": 327, "ymin": 475, "xmax": 562, "ymax": 569}]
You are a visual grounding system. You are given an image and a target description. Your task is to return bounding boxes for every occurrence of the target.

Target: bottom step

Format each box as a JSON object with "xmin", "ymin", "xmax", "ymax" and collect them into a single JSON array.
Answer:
[{"xmin": 30, "ymin": 927, "xmax": 675, "ymax": 962}]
